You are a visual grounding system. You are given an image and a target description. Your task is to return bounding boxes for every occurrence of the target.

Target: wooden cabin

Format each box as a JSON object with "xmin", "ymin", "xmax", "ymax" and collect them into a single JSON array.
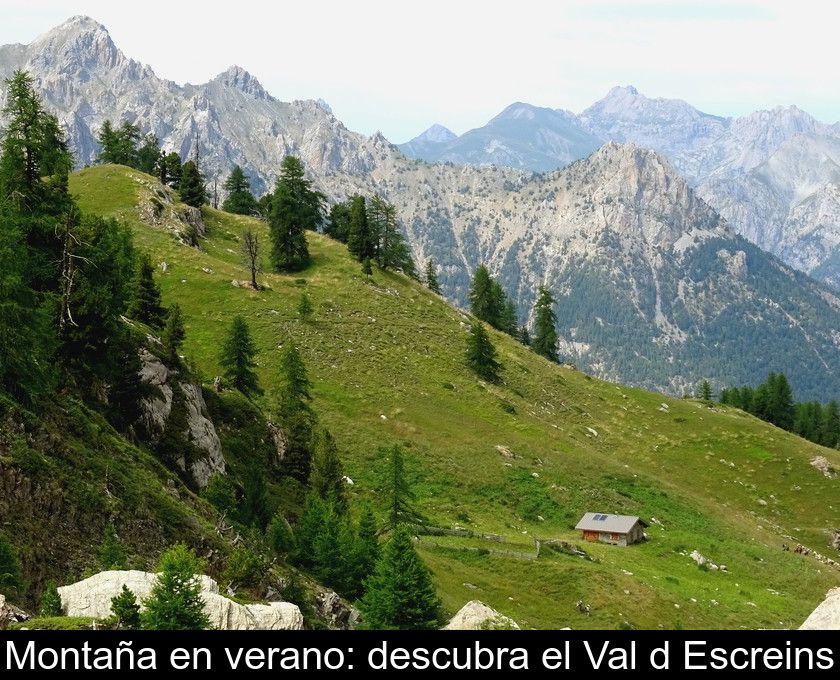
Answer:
[{"xmin": 575, "ymin": 513, "xmax": 647, "ymax": 546}]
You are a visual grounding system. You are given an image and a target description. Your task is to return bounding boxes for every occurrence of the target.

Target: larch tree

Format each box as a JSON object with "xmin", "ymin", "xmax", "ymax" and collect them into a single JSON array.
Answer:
[
  {"xmin": 359, "ymin": 524, "xmax": 442, "ymax": 630},
  {"xmin": 240, "ymin": 228, "xmax": 262, "ymax": 289},
  {"xmin": 268, "ymin": 156, "xmax": 324, "ymax": 272},
  {"xmin": 222, "ymin": 165, "xmax": 257, "ymax": 215},
  {"xmin": 220, "ymin": 315, "xmax": 261, "ymax": 396},
  {"xmin": 532, "ymin": 286, "xmax": 559, "ymax": 363},
  {"xmin": 466, "ymin": 322, "xmax": 501, "ymax": 382}
]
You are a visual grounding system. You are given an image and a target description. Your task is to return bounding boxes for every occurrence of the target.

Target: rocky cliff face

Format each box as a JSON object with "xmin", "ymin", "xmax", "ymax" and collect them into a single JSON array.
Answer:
[
  {"xmin": 4, "ymin": 17, "xmax": 839, "ymax": 398},
  {"xmin": 138, "ymin": 349, "xmax": 225, "ymax": 488}
]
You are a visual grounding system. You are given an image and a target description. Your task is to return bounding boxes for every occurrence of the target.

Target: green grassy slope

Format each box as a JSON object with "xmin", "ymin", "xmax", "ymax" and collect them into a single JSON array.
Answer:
[{"xmin": 70, "ymin": 165, "xmax": 840, "ymax": 630}]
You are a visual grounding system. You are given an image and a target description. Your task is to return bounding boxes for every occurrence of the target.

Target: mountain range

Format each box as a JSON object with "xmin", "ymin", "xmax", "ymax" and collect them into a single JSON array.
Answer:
[
  {"xmin": 402, "ymin": 86, "xmax": 840, "ymax": 290},
  {"xmin": 1, "ymin": 16, "xmax": 838, "ymax": 399}
]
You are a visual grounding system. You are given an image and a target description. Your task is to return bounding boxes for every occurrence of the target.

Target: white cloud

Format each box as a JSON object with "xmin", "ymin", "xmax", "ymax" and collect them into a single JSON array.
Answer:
[{"xmin": 1, "ymin": 0, "xmax": 838, "ymax": 141}]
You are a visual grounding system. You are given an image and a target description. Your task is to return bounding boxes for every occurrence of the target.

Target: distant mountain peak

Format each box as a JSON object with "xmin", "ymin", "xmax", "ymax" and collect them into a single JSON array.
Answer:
[
  {"xmin": 409, "ymin": 124, "xmax": 457, "ymax": 145},
  {"xmin": 212, "ymin": 65, "xmax": 268, "ymax": 99}
]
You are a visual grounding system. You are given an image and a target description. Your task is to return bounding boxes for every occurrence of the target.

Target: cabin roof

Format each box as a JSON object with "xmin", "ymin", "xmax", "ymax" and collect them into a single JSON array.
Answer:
[{"xmin": 575, "ymin": 513, "xmax": 647, "ymax": 533}]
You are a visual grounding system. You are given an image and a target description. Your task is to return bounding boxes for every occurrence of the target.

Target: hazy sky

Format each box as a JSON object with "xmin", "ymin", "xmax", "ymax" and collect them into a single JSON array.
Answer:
[{"xmin": 1, "ymin": 0, "xmax": 838, "ymax": 141}]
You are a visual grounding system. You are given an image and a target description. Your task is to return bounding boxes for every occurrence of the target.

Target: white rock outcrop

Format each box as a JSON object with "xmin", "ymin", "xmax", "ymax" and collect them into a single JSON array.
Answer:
[
  {"xmin": 800, "ymin": 588, "xmax": 840, "ymax": 630},
  {"xmin": 444, "ymin": 600, "xmax": 520, "ymax": 630},
  {"xmin": 57, "ymin": 570, "xmax": 303, "ymax": 630}
]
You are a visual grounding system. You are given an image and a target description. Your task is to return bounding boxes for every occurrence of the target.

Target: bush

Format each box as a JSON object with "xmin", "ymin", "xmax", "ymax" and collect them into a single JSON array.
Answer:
[
  {"xmin": 221, "ymin": 547, "xmax": 266, "ymax": 591},
  {"xmin": 40, "ymin": 580, "xmax": 63, "ymax": 617}
]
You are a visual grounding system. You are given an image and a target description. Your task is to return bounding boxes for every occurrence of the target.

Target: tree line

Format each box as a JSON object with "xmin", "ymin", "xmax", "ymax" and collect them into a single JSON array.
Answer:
[{"xmin": 718, "ymin": 373, "xmax": 839, "ymax": 449}]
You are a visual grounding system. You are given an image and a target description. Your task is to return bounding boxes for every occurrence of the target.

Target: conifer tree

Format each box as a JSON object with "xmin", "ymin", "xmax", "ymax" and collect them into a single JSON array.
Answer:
[
  {"xmin": 350, "ymin": 506, "xmax": 380, "ymax": 599},
  {"xmin": 97, "ymin": 120, "xmax": 140, "ymax": 167},
  {"xmin": 361, "ymin": 257, "xmax": 373, "ymax": 277},
  {"xmin": 222, "ymin": 165, "xmax": 257, "ymax": 215},
  {"xmin": 268, "ymin": 156, "xmax": 324, "ymax": 272},
  {"xmin": 291, "ymin": 496, "xmax": 327, "ymax": 569},
  {"xmin": 425, "ymin": 259, "xmax": 441, "ymax": 293},
  {"xmin": 698, "ymin": 379, "xmax": 712, "ymax": 402},
  {"xmin": 359, "ymin": 524, "xmax": 442, "ymax": 630},
  {"xmin": 162, "ymin": 303, "xmax": 186, "ymax": 365},
  {"xmin": 220, "ymin": 316, "xmax": 261, "ymax": 396},
  {"xmin": 519, "ymin": 326, "xmax": 531, "ymax": 347},
  {"xmin": 309, "ymin": 428, "xmax": 348, "ymax": 513},
  {"xmin": 313, "ymin": 505, "xmax": 352, "ymax": 593},
  {"xmin": 241, "ymin": 465, "xmax": 271, "ymax": 530},
  {"xmin": 469, "ymin": 265, "xmax": 498, "ymax": 325},
  {"xmin": 40, "ymin": 580, "xmax": 63, "ymax": 617},
  {"xmin": 532, "ymin": 286, "xmax": 559, "ymax": 363},
  {"xmin": 99, "ymin": 524, "xmax": 127, "ymax": 570},
  {"xmin": 347, "ymin": 195, "xmax": 371, "ymax": 260},
  {"xmin": 267, "ymin": 512, "xmax": 296, "ymax": 557},
  {"xmin": 383, "ymin": 445, "xmax": 425, "ymax": 530},
  {"xmin": 499, "ymin": 297, "xmax": 518, "ymax": 336},
  {"xmin": 110, "ymin": 586, "xmax": 141, "ymax": 629},
  {"xmin": 157, "ymin": 152, "xmax": 182, "ymax": 188},
  {"xmin": 326, "ymin": 200, "xmax": 352, "ymax": 243},
  {"xmin": 766, "ymin": 372, "xmax": 795, "ymax": 431},
  {"xmin": 277, "ymin": 343, "xmax": 315, "ymax": 481},
  {"xmin": 821, "ymin": 401, "xmax": 840, "ymax": 448},
  {"xmin": 136, "ymin": 133, "xmax": 161, "ymax": 175},
  {"xmin": 297, "ymin": 292, "xmax": 314, "ymax": 321},
  {"xmin": 179, "ymin": 160, "xmax": 206, "ymax": 208},
  {"xmin": 141, "ymin": 544, "xmax": 210, "ymax": 630},
  {"xmin": 128, "ymin": 253, "xmax": 166, "ymax": 328},
  {"xmin": 466, "ymin": 322, "xmax": 501, "ymax": 382}
]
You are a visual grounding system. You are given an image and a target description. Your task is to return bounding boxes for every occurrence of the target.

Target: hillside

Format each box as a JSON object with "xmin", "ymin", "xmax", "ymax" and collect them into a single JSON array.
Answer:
[
  {"xmin": 67, "ymin": 164, "xmax": 840, "ymax": 630},
  {"xmin": 4, "ymin": 16, "xmax": 839, "ymax": 400}
]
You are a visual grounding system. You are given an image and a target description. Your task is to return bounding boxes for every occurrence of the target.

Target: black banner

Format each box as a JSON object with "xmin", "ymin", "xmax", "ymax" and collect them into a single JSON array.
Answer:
[{"xmin": 1, "ymin": 630, "xmax": 837, "ymax": 673}]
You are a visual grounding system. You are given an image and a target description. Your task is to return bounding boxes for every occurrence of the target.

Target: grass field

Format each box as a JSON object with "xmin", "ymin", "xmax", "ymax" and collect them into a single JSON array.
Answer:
[{"xmin": 69, "ymin": 165, "xmax": 840, "ymax": 629}]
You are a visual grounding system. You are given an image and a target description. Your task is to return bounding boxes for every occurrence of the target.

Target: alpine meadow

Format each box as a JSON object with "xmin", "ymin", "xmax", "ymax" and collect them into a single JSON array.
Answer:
[{"xmin": 0, "ymin": 10, "xmax": 839, "ymax": 635}]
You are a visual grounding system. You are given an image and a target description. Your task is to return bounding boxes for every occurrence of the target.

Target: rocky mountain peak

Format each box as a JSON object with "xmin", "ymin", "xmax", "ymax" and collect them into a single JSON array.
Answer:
[
  {"xmin": 29, "ymin": 15, "xmax": 123, "ymax": 72},
  {"xmin": 414, "ymin": 123, "xmax": 457, "ymax": 144},
  {"xmin": 212, "ymin": 65, "xmax": 269, "ymax": 99}
]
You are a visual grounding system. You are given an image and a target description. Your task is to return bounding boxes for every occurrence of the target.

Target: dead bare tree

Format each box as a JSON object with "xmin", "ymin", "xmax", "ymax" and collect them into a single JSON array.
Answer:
[
  {"xmin": 57, "ymin": 213, "xmax": 93, "ymax": 334},
  {"xmin": 241, "ymin": 228, "xmax": 261, "ymax": 289}
]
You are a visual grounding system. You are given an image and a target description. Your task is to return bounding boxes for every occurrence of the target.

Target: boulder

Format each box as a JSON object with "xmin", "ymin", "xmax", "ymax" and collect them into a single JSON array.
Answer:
[
  {"xmin": 314, "ymin": 589, "xmax": 360, "ymax": 630},
  {"xmin": 801, "ymin": 588, "xmax": 840, "ymax": 629},
  {"xmin": 811, "ymin": 456, "xmax": 836, "ymax": 478},
  {"xmin": 179, "ymin": 383, "xmax": 225, "ymax": 487},
  {"xmin": 444, "ymin": 600, "xmax": 520, "ymax": 630},
  {"xmin": 0, "ymin": 594, "xmax": 30, "ymax": 629},
  {"xmin": 57, "ymin": 570, "xmax": 303, "ymax": 630}
]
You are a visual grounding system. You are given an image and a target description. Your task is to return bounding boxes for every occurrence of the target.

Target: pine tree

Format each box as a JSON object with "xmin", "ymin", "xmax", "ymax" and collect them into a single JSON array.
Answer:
[
  {"xmin": 359, "ymin": 524, "xmax": 442, "ymax": 630},
  {"xmin": 519, "ymin": 326, "xmax": 531, "ymax": 347},
  {"xmin": 532, "ymin": 286, "xmax": 559, "ymax": 363},
  {"xmin": 347, "ymin": 195, "xmax": 372, "ymax": 260},
  {"xmin": 383, "ymin": 445, "xmax": 425, "ymax": 530},
  {"xmin": 698, "ymin": 379, "xmax": 712, "ymax": 402},
  {"xmin": 222, "ymin": 166, "xmax": 257, "ymax": 215},
  {"xmin": 241, "ymin": 465, "xmax": 271, "ymax": 531},
  {"xmin": 297, "ymin": 292, "xmax": 314, "ymax": 321},
  {"xmin": 821, "ymin": 401, "xmax": 840, "ymax": 448},
  {"xmin": 220, "ymin": 316, "xmax": 261, "ymax": 396},
  {"xmin": 350, "ymin": 506, "xmax": 380, "ymax": 599},
  {"xmin": 97, "ymin": 120, "xmax": 140, "ymax": 167},
  {"xmin": 110, "ymin": 585, "xmax": 141, "ymax": 629},
  {"xmin": 141, "ymin": 544, "xmax": 210, "ymax": 630},
  {"xmin": 162, "ymin": 303, "xmax": 186, "ymax": 365},
  {"xmin": 326, "ymin": 200, "xmax": 352, "ymax": 243},
  {"xmin": 179, "ymin": 160, "xmax": 206, "ymax": 208},
  {"xmin": 128, "ymin": 253, "xmax": 166, "ymax": 328},
  {"xmin": 309, "ymin": 428, "xmax": 348, "ymax": 513},
  {"xmin": 0, "ymin": 534, "xmax": 21, "ymax": 595},
  {"xmin": 40, "ymin": 580, "xmax": 63, "ymax": 617},
  {"xmin": 277, "ymin": 343, "xmax": 315, "ymax": 482},
  {"xmin": 425, "ymin": 259, "xmax": 441, "ymax": 293},
  {"xmin": 157, "ymin": 152, "xmax": 182, "ymax": 188},
  {"xmin": 240, "ymin": 228, "xmax": 262, "ymax": 289},
  {"xmin": 313, "ymin": 505, "xmax": 352, "ymax": 593},
  {"xmin": 268, "ymin": 156, "xmax": 324, "ymax": 272},
  {"xmin": 499, "ymin": 297, "xmax": 518, "ymax": 336},
  {"xmin": 466, "ymin": 322, "xmax": 501, "ymax": 382},
  {"xmin": 469, "ymin": 265, "xmax": 499, "ymax": 326},
  {"xmin": 766, "ymin": 372, "xmax": 795, "ymax": 430},
  {"xmin": 99, "ymin": 524, "xmax": 127, "ymax": 570},
  {"xmin": 136, "ymin": 133, "xmax": 161, "ymax": 175},
  {"xmin": 368, "ymin": 196, "xmax": 414, "ymax": 274},
  {"xmin": 291, "ymin": 496, "xmax": 327, "ymax": 569}
]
